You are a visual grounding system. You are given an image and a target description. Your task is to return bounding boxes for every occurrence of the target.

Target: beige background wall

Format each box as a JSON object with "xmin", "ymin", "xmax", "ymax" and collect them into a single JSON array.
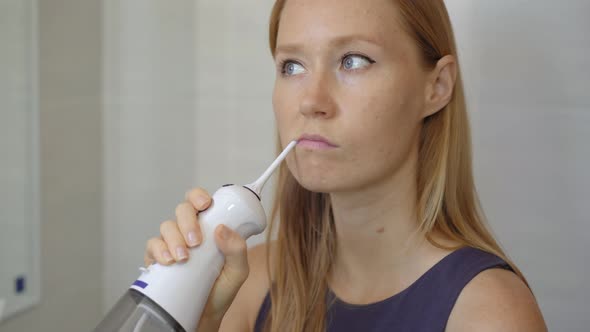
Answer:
[
  {"xmin": 0, "ymin": 0, "xmax": 103, "ymax": 331},
  {"xmin": 446, "ymin": 1, "xmax": 590, "ymax": 330},
  {"xmin": 101, "ymin": 0, "xmax": 277, "ymax": 314},
  {"xmin": 0, "ymin": 1, "xmax": 588, "ymax": 331}
]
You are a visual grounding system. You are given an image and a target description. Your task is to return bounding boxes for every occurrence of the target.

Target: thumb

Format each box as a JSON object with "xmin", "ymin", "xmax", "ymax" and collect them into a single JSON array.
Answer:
[{"xmin": 214, "ymin": 224, "xmax": 249, "ymax": 283}]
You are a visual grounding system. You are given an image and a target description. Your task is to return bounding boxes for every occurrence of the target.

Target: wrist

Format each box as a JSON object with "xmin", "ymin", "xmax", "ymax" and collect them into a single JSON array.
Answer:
[{"xmin": 196, "ymin": 311, "xmax": 226, "ymax": 332}]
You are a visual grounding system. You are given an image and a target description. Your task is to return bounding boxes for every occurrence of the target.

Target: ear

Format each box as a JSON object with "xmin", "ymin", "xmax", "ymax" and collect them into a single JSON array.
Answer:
[{"xmin": 423, "ymin": 55, "xmax": 457, "ymax": 119}]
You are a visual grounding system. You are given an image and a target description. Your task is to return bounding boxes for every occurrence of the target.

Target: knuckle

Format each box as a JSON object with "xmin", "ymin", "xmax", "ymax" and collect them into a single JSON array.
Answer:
[
  {"xmin": 175, "ymin": 202, "xmax": 190, "ymax": 216},
  {"xmin": 192, "ymin": 187, "xmax": 210, "ymax": 198},
  {"xmin": 235, "ymin": 240, "xmax": 248, "ymax": 253},
  {"xmin": 160, "ymin": 220, "xmax": 177, "ymax": 235},
  {"xmin": 228, "ymin": 265, "xmax": 249, "ymax": 284},
  {"xmin": 180, "ymin": 221, "xmax": 197, "ymax": 235},
  {"xmin": 187, "ymin": 188, "xmax": 211, "ymax": 206},
  {"xmin": 146, "ymin": 237, "xmax": 160, "ymax": 250},
  {"xmin": 241, "ymin": 268, "xmax": 250, "ymax": 281}
]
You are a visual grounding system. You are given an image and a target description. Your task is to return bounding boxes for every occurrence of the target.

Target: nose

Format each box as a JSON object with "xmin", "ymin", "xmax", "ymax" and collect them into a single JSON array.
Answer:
[{"xmin": 299, "ymin": 70, "xmax": 337, "ymax": 119}]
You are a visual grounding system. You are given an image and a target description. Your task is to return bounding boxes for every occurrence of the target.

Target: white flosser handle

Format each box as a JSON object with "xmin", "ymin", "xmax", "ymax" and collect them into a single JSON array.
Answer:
[{"xmin": 130, "ymin": 140, "xmax": 297, "ymax": 332}]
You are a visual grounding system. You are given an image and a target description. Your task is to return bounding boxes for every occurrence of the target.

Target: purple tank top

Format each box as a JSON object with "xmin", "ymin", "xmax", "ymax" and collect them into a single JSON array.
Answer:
[{"xmin": 254, "ymin": 246, "xmax": 513, "ymax": 331}]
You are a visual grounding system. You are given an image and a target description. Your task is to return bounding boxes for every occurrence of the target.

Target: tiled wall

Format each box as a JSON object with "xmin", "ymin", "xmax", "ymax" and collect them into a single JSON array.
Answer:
[
  {"xmin": 102, "ymin": 1, "xmax": 589, "ymax": 330},
  {"xmin": 447, "ymin": 1, "xmax": 590, "ymax": 330},
  {"xmin": 102, "ymin": 0, "xmax": 198, "ymax": 312},
  {"xmin": 194, "ymin": 0, "xmax": 277, "ymax": 218},
  {"xmin": 1, "ymin": 0, "xmax": 103, "ymax": 331},
  {"xmin": 102, "ymin": 0, "xmax": 277, "ymax": 312}
]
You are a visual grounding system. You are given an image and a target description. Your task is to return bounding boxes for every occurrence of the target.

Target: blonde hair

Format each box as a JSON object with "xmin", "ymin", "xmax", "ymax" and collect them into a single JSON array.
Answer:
[{"xmin": 262, "ymin": 1, "xmax": 528, "ymax": 331}]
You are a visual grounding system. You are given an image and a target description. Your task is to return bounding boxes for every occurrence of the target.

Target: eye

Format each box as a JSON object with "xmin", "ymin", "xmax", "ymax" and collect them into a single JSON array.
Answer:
[
  {"xmin": 342, "ymin": 54, "xmax": 374, "ymax": 71},
  {"xmin": 281, "ymin": 60, "xmax": 306, "ymax": 76}
]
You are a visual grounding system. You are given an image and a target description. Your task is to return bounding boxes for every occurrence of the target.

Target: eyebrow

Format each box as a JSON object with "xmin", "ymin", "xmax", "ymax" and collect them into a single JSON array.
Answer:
[{"xmin": 275, "ymin": 34, "xmax": 383, "ymax": 55}]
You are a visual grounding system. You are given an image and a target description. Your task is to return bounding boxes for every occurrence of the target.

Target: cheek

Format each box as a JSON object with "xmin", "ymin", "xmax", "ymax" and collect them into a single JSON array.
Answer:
[
  {"xmin": 356, "ymin": 86, "xmax": 417, "ymax": 134},
  {"xmin": 346, "ymin": 85, "xmax": 422, "ymax": 164}
]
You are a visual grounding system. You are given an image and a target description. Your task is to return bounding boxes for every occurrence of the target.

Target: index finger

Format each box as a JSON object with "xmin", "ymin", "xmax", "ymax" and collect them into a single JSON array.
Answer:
[{"xmin": 185, "ymin": 187, "xmax": 212, "ymax": 211}]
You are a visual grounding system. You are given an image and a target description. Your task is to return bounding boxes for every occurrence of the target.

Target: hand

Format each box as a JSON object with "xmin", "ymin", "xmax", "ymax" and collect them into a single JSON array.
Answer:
[{"xmin": 144, "ymin": 188, "xmax": 250, "ymax": 321}]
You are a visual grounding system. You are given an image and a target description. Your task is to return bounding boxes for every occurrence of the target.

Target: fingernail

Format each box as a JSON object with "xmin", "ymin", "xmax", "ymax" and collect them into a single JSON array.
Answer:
[
  {"xmin": 196, "ymin": 196, "xmax": 209, "ymax": 210},
  {"xmin": 219, "ymin": 225, "xmax": 229, "ymax": 240},
  {"xmin": 163, "ymin": 250, "xmax": 173, "ymax": 263},
  {"xmin": 176, "ymin": 246, "xmax": 188, "ymax": 260},
  {"xmin": 188, "ymin": 231, "xmax": 199, "ymax": 246}
]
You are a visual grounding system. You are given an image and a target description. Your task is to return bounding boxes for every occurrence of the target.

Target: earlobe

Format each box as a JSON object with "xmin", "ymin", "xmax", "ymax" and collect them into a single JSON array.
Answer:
[{"xmin": 423, "ymin": 55, "xmax": 457, "ymax": 118}]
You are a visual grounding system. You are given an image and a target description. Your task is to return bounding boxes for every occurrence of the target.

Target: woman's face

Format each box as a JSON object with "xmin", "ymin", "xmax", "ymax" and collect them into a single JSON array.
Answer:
[{"xmin": 273, "ymin": 0, "xmax": 431, "ymax": 193}]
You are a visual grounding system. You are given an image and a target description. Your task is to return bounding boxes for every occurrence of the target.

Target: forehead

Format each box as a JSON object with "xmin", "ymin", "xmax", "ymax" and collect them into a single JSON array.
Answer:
[{"xmin": 277, "ymin": 0, "xmax": 406, "ymax": 48}]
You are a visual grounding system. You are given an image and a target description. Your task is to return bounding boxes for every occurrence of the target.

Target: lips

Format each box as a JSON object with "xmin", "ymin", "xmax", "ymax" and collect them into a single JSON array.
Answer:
[{"xmin": 297, "ymin": 134, "xmax": 338, "ymax": 148}]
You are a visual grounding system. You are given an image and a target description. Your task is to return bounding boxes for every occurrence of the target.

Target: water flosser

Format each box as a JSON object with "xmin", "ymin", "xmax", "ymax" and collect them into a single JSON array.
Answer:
[{"xmin": 95, "ymin": 141, "xmax": 297, "ymax": 332}]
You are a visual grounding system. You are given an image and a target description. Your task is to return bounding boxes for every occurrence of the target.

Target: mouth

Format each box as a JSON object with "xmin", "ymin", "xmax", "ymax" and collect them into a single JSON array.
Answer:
[{"xmin": 296, "ymin": 134, "xmax": 339, "ymax": 149}]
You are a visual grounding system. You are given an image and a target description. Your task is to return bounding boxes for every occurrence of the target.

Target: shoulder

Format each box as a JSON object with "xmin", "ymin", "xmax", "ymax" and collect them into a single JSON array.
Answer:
[{"xmin": 446, "ymin": 267, "xmax": 547, "ymax": 332}]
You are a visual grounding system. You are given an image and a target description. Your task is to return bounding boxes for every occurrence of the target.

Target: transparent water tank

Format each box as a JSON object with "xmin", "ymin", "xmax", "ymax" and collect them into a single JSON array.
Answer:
[{"xmin": 94, "ymin": 289, "xmax": 185, "ymax": 332}]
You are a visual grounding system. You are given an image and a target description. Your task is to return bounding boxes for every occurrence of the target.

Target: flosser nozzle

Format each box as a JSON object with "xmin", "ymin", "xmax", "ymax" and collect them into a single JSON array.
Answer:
[{"xmin": 245, "ymin": 140, "xmax": 297, "ymax": 196}]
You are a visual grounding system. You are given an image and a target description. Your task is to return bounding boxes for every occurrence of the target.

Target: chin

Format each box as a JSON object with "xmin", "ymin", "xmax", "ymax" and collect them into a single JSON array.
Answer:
[
  {"xmin": 291, "ymin": 172, "xmax": 346, "ymax": 194},
  {"xmin": 287, "ymin": 159, "xmax": 357, "ymax": 193},
  {"xmin": 297, "ymin": 181, "xmax": 332, "ymax": 194}
]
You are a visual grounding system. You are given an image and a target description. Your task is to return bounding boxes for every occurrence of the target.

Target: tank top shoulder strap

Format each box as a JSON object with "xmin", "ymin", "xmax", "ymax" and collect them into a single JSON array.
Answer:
[
  {"xmin": 254, "ymin": 288, "xmax": 272, "ymax": 332},
  {"xmin": 254, "ymin": 246, "xmax": 513, "ymax": 332},
  {"xmin": 395, "ymin": 246, "xmax": 514, "ymax": 331}
]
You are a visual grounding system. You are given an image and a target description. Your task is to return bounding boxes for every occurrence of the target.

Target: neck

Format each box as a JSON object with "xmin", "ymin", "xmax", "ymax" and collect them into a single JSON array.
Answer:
[{"xmin": 327, "ymin": 148, "xmax": 430, "ymax": 289}]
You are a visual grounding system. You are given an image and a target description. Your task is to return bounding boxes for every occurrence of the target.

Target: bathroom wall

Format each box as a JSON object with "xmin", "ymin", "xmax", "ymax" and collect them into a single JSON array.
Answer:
[
  {"xmin": 101, "ymin": 0, "xmax": 198, "ymax": 313},
  {"xmin": 2, "ymin": 1, "xmax": 584, "ymax": 331},
  {"xmin": 446, "ymin": 1, "xmax": 590, "ymax": 330},
  {"xmin": 101, "ymin": 0, "xmax": 276, "ymax": 313},
  {"xmin": 101, "ymin": 1, "xmax": 590, "ymax": 330},
  {"xmin": 0, "ymin": 0, "xmax": 103, "ymax": 330}
]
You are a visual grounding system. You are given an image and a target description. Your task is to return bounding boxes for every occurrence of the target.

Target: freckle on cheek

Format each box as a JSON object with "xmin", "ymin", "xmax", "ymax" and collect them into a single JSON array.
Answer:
[{"xmin": 377, "ymin": 227, "xmax": 385, "ymax": 233}]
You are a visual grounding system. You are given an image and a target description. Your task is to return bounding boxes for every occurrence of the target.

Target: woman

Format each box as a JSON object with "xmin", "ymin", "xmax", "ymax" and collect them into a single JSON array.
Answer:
[{"xmin": 144, "ymin": 0, "xmax": 547, "ymax": 331}]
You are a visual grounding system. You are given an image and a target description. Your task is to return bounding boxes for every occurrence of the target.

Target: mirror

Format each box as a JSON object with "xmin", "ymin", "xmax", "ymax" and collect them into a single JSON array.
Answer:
[{"xmin": 0, "ymin": 0, "xmax": 41, "ymax": 322}]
